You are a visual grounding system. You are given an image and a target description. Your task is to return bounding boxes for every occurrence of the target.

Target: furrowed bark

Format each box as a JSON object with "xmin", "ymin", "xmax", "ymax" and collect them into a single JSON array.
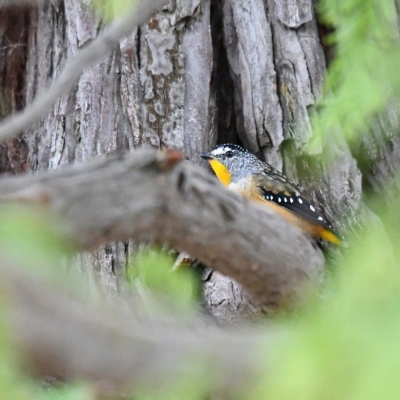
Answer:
[
  {"xmin": 0, "ymin": 0, "xmax": 168, "ymax": 142},
  {"xmin": 0, "ymin": 0, "xmax": 366, "ymax": 322},
  {"xmin": 222, "ymin": 0, "xmax": 283, "ymax": 167}
]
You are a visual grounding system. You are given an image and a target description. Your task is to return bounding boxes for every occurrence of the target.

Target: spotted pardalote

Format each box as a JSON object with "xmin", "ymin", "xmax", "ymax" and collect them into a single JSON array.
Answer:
[{"xmin": 201, "ymin": 143, "xmax": 342, "ymax": 245}]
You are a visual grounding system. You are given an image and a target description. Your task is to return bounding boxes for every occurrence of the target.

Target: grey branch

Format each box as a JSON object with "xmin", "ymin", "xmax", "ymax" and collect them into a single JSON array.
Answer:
[
  {"xmin": 0, "ymin": 0, "xmax": 167, "ymax": 142},
  {"xmin": 0, "ymin": 148, "xmax": 324, "ymax": 309},
  {"xmin": 2, "ymin": 262, "xmax": 275, "ymax": 395},
  {"xmin": 0, "ymin": 0, "xmax": 44, "ymax": 6}
]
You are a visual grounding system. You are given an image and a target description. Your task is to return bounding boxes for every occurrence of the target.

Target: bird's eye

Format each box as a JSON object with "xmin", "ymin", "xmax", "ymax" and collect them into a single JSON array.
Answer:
[{"xmin": 225, "ymin": 151, "xmax": 234, "ymax": 158}]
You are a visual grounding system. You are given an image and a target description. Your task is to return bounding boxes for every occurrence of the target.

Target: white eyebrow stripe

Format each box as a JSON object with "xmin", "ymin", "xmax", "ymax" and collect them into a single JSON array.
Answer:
[{"xmin": 211, "ymin": 146, "xmax": 229, "ymax": 156}]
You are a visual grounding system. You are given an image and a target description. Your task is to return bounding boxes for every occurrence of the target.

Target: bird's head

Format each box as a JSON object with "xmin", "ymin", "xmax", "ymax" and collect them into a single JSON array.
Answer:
[{"xmin": 201, "ymin": 144, "xmax": 259, "ymax": 185}]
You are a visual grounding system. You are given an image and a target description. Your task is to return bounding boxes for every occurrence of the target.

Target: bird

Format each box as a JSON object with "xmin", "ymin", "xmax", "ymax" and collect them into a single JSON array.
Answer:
[{"xmin": 201, "ymin": 143, "xmax": 342, "ymax": 245}]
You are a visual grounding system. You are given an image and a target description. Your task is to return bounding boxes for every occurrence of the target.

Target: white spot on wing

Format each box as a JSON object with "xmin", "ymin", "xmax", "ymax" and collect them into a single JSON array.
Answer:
[
  {"xmin": 284, "ymin": 198, "xmax": 287, "ymax": 203},
  {"xmin": 310, "ymin": 205, "xmax": 315, "ymax": 212},
  {"xmin": 318, "ymin": 216, "xmax": 323, "ymax": 221},
  {"xmin": 278, "ymin": 198, "xmax": 281, "ymax": 203},
  {"xmin": 298, "ymin": 198, "xmax": 303, "ymax": 204},
  {"xmin": 290, "ymin": 198, "xmax": 293, "ymax": 203},
  {"xmin": 270, "ymin": 195, "xmax": 273, "ymax": 200}
]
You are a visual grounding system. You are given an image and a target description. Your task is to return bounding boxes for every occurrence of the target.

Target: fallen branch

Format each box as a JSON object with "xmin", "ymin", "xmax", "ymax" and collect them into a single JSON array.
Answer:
[
  {"xmin": 0, "ymin": 148, "xmax": 324, "ymax": 309},
  {"xmin": 0, "ymin": 0, "xmax": 167, "ymax": 142}
]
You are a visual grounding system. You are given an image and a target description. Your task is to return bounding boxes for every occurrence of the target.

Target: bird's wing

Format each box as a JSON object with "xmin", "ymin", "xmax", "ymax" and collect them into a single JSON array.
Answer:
[{"xmin": 251, "ymin": 168, "xmax": 338, "ymax": 236}]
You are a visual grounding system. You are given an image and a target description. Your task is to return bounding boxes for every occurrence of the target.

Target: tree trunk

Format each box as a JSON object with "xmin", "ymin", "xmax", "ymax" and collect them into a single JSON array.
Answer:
[
  {"xmin": 0, "ymin": 0, "xmax": 373, "ymax": 322},
  {"xmin": 1, "ymin": 0, "xmax": 215, "ymax": 302}
]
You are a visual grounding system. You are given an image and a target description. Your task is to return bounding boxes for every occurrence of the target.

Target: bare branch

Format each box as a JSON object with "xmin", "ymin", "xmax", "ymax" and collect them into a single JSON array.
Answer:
[
  {"xmin": 0, "ymin": 0, "xmax": 167, "ymax": 142},
  {"xmin": 0, "ymin": 0, "xmax": 43, "ymax": 6},
  {"xmin": 3, "ymin": 263, "xmax": 268, "ymax": 395},
  {"xmin": 0, "ymin": 149, "xmax": 324, "ymax": 309}
]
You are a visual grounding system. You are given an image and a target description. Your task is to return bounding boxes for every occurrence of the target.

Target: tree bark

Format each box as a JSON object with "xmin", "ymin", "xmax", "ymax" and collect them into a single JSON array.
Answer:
[
  {"xmin": 7, "ymin": 0, "xmax": 217, "ymax": 303},
  {"xmin": 0, "ymin": 5, "xmax": 30, "ymax": 174},
  {"xmin": 0, "ymin": 0, "xmax": 373, "ymax": 321}
]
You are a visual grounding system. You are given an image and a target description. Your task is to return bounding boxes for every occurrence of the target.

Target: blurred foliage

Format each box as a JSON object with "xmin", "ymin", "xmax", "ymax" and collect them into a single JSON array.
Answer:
[
  {"xmin": 312, "ymin": 0, "xmax": 400, "ymax": 149},
  {"xmin": 0, "ymin": 204, "xmax": 89, "ymax": 293},
  {"xmin": 93, "ymin": 0, "xmax": 135, "ymax": 20},
  {"xmin": 0, "ymin": 203, "xmax": 200, "ymax": 399},
  {"xmin": 251, "ymin": 193, "xmax": 400, "ymax": 400},
  {"xmin": 0, "ymin": 296, "xmax": 29, "ymax": 400},
  {"xmin": 32, "ymin": 385, "xmax": 92, "ymax": 400},
  {"xmin": 126, "ymin": 250, "xmax": 200, "ymax": 316},
  {"xmin": 0, "ymin": 205, "xmax": 67, "ymax": 271},
  {"xmin": 249, "ymin": 0, "xmax": 400, "ymax": 397},
  {"xmin": 1, "ymin": 0, "xmax": 400, "ymax": 399},
  {"xmin": 0, "ymin": 205, "xmax": 93, "ymax": 399}
]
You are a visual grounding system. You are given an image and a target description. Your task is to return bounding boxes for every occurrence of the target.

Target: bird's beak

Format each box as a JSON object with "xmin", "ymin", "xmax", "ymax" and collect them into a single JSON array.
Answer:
[{"xmin": 200, "ymin": 152, "xmax": 215, "ymax": 161}]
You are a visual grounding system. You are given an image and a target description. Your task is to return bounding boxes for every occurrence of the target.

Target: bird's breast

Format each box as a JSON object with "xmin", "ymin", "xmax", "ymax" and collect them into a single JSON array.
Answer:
[{"xmin": 228, "ymin": 177, "xmax": 253, "ymax": 195}]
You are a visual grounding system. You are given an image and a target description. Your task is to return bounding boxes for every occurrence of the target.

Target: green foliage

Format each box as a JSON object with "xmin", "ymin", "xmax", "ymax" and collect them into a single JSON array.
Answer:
[
  {"xmin": 0, "ymin": 204, "xmax": 93, "ymax": 399},
  {"xmin": 0, "ymin": 205, "xmax": 67, "ymax": 268},
  {"xmin": 1, "ymin": 0, "xmax": 400, "ymax": 398},
  {"xmin": 251, "ymin": 196, "xmax": 400, "ymax": 400},
  {"xmin": 312, "ymin": 0, "xmax": 400, "ymax": 148},
  {"xmin": 126, "ymin": 250, "xmax": 200, "ymax": 315},
  {"xmin": 251, "ymin": 1, "xmax": 400, "ymax": 397},
  {"xmin": 93, "ymin": 0, "xmax": 135, "ymax": 20},
  {"xmin": 0, "ymin": 203, "xmax": 201, "ymax": 398},
  {"xmin": 32, "ymin": 385, "xmax": 92, "ymax": 400},
  {"xmin": 0, "ymin": 302, "xmax": 29, "ymax": 400}
]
